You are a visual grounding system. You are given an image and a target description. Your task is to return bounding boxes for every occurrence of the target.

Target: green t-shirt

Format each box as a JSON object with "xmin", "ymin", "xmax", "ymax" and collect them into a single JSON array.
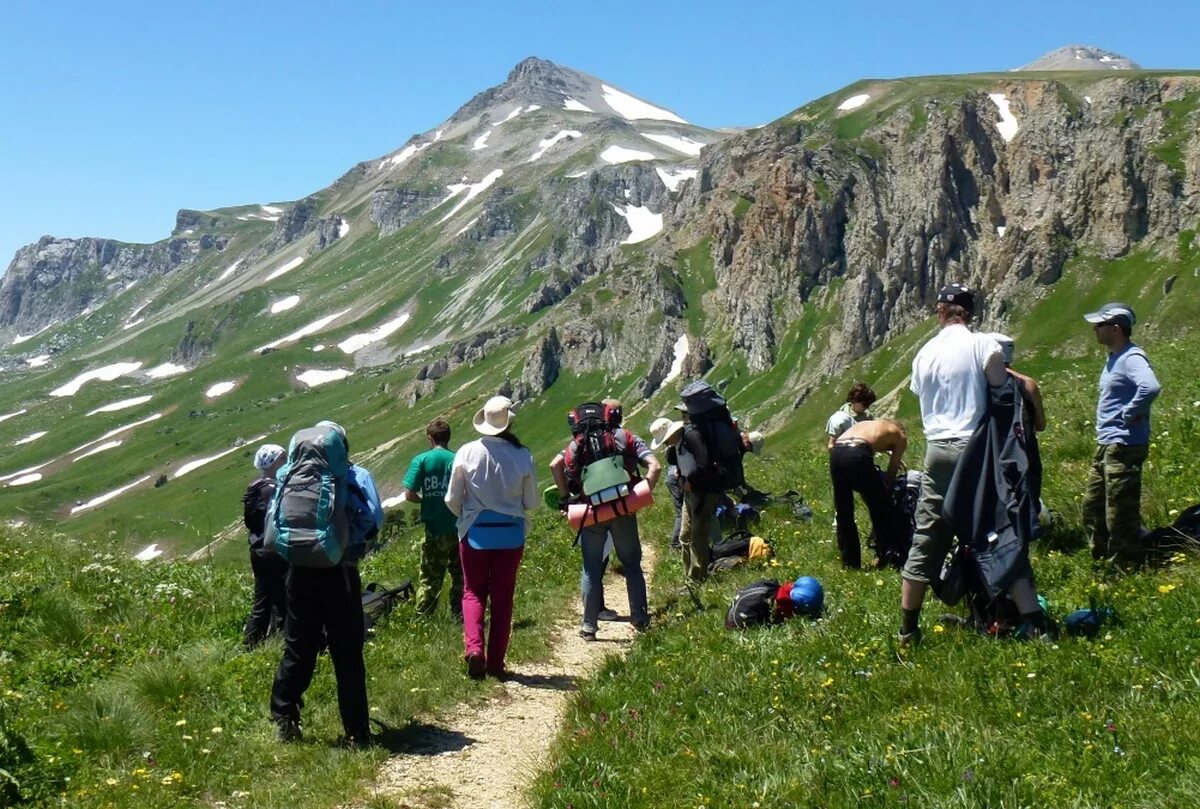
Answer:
[{"xmin": 403, "ymin": 447, "xmax": 458, "ymax": 535}]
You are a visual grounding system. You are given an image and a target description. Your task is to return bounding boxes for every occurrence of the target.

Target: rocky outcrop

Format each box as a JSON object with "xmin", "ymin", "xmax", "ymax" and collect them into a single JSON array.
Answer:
[
  {"xmin": 0, "ymin": 235, "xmax": 211, "ymax": 336},
  {"xmin": 1017, "ymin": 45, "xmax": 1140, "ymax": 72},
  {"xmin": 256, "ymin": 198, "xmax": 319, "ymax": 255},
  {"xmin": 694, "ymin": 76, "xmax": 1200, "ymax": 380},
  {"xmin": 370, "ymin": 187, "xmax": 442, "ymax": 236},
  {"xmin": 311, "ymin": 215, "xmax": 347, "ymax": 253},
  {"xmin": 515, "ymin": 327, "xmax": 561, "ymax": 400}
]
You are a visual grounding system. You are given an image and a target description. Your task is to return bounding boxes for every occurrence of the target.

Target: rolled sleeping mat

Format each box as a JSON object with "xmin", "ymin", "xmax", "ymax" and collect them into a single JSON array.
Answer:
[{"xmin": 568, "ymin": 479, "xmax": 653, "ymax": 530}]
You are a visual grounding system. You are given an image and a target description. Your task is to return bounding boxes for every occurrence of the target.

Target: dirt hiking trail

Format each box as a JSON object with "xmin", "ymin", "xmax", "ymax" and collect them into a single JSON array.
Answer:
[{"xmin": 363, "ymin": 548, "xmax": 657, "ymax": 808}]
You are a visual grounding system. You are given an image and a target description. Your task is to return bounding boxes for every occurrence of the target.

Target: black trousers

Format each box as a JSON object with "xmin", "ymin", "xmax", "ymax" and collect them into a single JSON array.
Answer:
[
  {"xmin": 829, "ymin": 442, "xmax": 896, "ymax": 568},
  {"xmin": 270, "ymin": 564, "xmax": 368, "ymax": 738},
  {"xmin": 244, "ymin": 545, "xmax": 288, "ymax": 648}
]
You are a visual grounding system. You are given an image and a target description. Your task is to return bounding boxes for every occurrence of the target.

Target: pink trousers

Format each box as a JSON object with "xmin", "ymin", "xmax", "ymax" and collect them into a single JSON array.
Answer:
[{"xmin": 459, "ymin": 540, "xmax": 524, "ymax": 673}]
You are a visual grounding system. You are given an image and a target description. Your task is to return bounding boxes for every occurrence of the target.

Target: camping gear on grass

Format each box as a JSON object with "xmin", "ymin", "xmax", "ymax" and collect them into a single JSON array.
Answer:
[
  {"xmin": 361, "ymin": 579, "xmax": 413, "ymax": 632},
  {"xmin": 725, "ymin": 575, "xmax": 823, "ymax": 629}
]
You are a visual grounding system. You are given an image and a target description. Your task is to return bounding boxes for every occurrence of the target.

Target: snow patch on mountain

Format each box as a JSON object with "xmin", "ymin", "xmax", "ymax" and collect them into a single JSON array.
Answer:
[
  {"xmin": 14, "ymin": 431, "xmax": 47, "ymax": 446},
  {"xmin": 258, "ymin": 309, "xmax": 351, "ymax": 352},
  {"xmin": 384, "ymin": 141, "xmax": 430, "ymax": 169},
  {"xmin": 12, "ymin": 324, "xmax": 52, "ymax": 345},
  {"xmin": 0, "ymin": 461, "xmax": 54, "ymax": 484},
  {"xmin": 265, "ymin": 256, "xmax": 305, "ymax": 282},
  {"xmin": 563, "ymin": 97, "xmax": 594, "ymax": 113},
  {"xmin": 601, "ymin": 145, "xmax": 657, "ymax": 164},
  {"xmin": 86, "ymin": 395, "xmax": 153, "ymax": 416},
  {"xmin": 144, "ymin": 363, "xmax": 188, "ymax": 380},
  {"xmin": 601, "ymin": 84, "xmax": 686, "ymax": 123},
  {"xmin": 338, "ymin": 220, "xmax": 350, "ymax": 238},
  {"xmin": 529, "ymin": 130, "xmax": 583, "ymax": 162},
  {"xmin": 456, "ymin": 217, "xmax": 479, "ymax": 237},
  {"xmin": 656, "ymin": 167, "xmax": 699, "ymax": 192},
  {"xmin": 0, "ymin": 409, "xmax": 27, "ymax": 424},
  {"xmin": 74, "ymin": 440, "xmax": 123, "ymax": 461},
  {"xmin": 338, "ymin": 313, "xmax": 411, "ymax": 354},
  {"xmin": 205, "ymin": 381, "xmax": 237, "ymax": 399},
  {"xmin": 639, "ymin": 132, "xmax": 704, "ymax": 156},
  {"xmin": 296, "ymin": 368, "xmax": 353, "ymax": 387},
  {"xmin": 611, "ymin": 204, "xmax": 663, "ymax": 244},
  {"xmin": 838, "ymin": 93, "xmax": 870, "ymax": 111},
  {"xmin": 51, "ymin": 362, "xmax": 144, "ymax": 397},
  {"xmin": 25, "ymin": 355, "xmax": 50, "ymax": 368},
  {"xmin": 6, "ymin": 473, "xmax": 42, "ymax": 487},
  {"xmin": 70, "ymin": 413, "xmax": 162, "ymax": 455},
  {"xmin": 215, "ymin": 259, "xmax": 244, "ymax": 284},
  {"xmin": 71, "ymin": 476, "xmax": 152, "ymax": 514},
  {"xmin": 175, "ymin": 434, "xmax": 267, "ymax": 478},
  {"xmin": 473, "ymin": 130, "xmax": 492, "ymax": 150},
  {"xmin": 439, "ymin": 169, "xmax": 504, "ymax": 222},
  {"xmin": 270, "ymin": 295, "xmax": 300, "ymax": 314},
  {"xmin": 134, "ymin": 543, "xmax": 163, "ymax": 561},
  {"xmin": 988, "ymin": 93, "xmax": 1020, "ymax": 142}
]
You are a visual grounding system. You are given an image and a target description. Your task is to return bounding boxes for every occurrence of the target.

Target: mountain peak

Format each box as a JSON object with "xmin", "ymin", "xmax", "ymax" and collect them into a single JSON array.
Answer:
[{"xmin": 1016, "ymin": 45, "xmax": 1141, "ymax": 71}]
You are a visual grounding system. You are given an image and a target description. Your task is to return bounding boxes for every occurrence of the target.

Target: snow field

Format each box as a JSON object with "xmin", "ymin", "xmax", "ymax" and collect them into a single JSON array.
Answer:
[
  {"xmin": 174, "ymin": 433, "xmax": 267, "ymax": 478},
  {"xmin": 69, "ymin": 413, "xmax": 163, "ymax": 456},
  {"xmin": 473, "ymin": 130, "xmax": 492, "ymax": 150},
  {"xmin": 25, "ymin": 355, "xmax": 50, "ymax": 368},
  {"xmin": 529, "ymin": 130, "xmax": 583, "ymax": 162},
  {"xmin": 385, "ymin": 142, "xmax": 430, "ymax": 169},
  {"xmin": 456, "ymin": 218, "xmax": 479, "ymax": 237},
  {"xmin": 661, "ymin": 334, "xmax": 691, "ymax": 386},
  {"xmin": 265, "ymin": 256, "xmax": 305, "ymax": 282},
  {"xmin": 12, "ymin": 324, "xmax": 53, "ymax": 345},
  {"xmin": 270, "ymin": 295, "xmax": 301, "ymax": 314},
  {"xmin": 86, "ymin": 395, "xmax": 153, "ymax": 416},
  {"xmin": 14, "ymin": 431, "xmax": 47, "ymax": 446},
  {"xmin": 0, "ymin": 409, "xmax": 27, "ymax": 424},
  {"xmin": 563, "ymin": 97, "xmax": 594, "ymax": 113},
  {"xmin": 205, "ymin": 381, "xmax": 237, "ymax": 398},
  {"xmin": 71, "ymin": 476, "xmax": 152, "ymax": 514},
  {"xmin": 6, "ymin": 473, "xmax": 42, "ymax": 487},
  {"xmin": 988, "ymin": 93, "xmax": 1020, "ymax": 142},
  {"xmin": 338, "ymin": 313, "xmax": 411, "ymax": 354},
  {"xmin": 51, "ymin": 362, "xmax": 144, "ymax": 397},
  {"xmin": 338, "ymin": 220, "xmax": 350, "ymax": 238},
  {"xmin": 215, "ymin": 259, "xmax": 244, "ymax": 284},
  {"xmin": 611, "ymin": 204, "xmax": 664, "ymax": 244},
  {"xmin": 439, "ymin": 169, "xmax": 504, "ymax": 223},
  {"xmin": 73, "ymin": 440, "xmax": 123, "ymax": 461},
  {"xmin": 296, "ymin": 368, "xmax": 353, "ymax": 387},
  {"xmin": 639, "ymin": 132, "xmax": 704, "ymax": 156},
  {"xmin": 601, "ymin": 84, "xmax": 686, "ymax": 123},
  {"xmin": 600, "ymin": 145, "xmax": 657, "ymax": 164},
  {"xmin": 656, "ymin": 167, "xmax": 699, "ymax": 192},
  {"xmin": 838, "ymin": 93, "xmax": 870, "ymax": 111},
  {"xmin": 0, "ymin": 461, "xmax": 54, "ymax": 484},
  {"xmin": 257, "ymin": 309, "xmax": 351, "ymax": 352},
  {"xmin": 134, "ymin": 544, "xmax": 163, "ymax": 561},
  {"xmin": 144, "ymin": 363, "xmax": 188, "ymax": 380}
]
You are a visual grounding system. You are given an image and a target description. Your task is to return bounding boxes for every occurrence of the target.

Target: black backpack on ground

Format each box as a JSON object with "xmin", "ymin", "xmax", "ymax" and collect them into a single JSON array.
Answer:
[
  {"xmin": 712, "ymin": 529, "xmax": 753, "ymax": 561},
  {"xmin": 724, "ymin": 579, "xmax": 781, "ymax": 630},
  {"xmin": 678, "ymin": 381, "xmax": 745, "ymax": 490},
  {"xmin": 361, "ymin": 579, "xmax": 413, "ymax": 632}
]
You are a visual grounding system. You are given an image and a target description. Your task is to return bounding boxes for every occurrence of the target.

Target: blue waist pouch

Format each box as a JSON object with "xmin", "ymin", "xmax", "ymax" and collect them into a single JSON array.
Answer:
[{"xmin": 466, "ymin": 509, "xmax": 526, "ymax": 550}]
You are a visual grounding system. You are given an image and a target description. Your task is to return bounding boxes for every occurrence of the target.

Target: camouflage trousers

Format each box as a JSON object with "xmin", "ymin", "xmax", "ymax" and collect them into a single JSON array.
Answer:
[
  {"xmin": 415, "ymin": 528, "xmax": 464, "ymax": 616},
  {"xmin": 1082, "ymin": 443, "xmax": 1149, "ymax": 563}
]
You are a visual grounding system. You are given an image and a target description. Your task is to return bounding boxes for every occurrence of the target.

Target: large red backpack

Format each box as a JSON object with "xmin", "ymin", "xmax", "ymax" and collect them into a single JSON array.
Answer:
[{"xmin": 562, "ymin": 402, "xmax": 640, "ymax": 504}]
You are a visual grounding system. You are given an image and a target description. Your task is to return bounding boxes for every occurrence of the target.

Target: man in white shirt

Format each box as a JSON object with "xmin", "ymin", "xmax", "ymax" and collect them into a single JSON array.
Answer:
[{"xmin": 899, "ymin": 284, "xmax": 1044, "ymax": 645}]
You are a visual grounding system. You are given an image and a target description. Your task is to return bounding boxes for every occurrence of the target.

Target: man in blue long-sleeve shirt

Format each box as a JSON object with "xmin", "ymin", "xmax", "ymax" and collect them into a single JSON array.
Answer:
[{"xmin": 1081, "ymin": 303, "xmax": 1161, "ymax": 565}]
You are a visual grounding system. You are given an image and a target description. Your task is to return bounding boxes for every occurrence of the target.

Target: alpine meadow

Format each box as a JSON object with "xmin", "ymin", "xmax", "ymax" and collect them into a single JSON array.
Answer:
[{"xmin": 2, "ymin": 40, "xmax": 1200, "ymax": 808}]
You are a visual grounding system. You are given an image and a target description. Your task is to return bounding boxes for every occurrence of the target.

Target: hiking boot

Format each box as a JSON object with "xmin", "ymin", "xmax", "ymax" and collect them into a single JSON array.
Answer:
[
  {"xmin": 275, "ymin": 718, "xmax": 303, "ymax": 743},
  {"xmin": 898, "ymin": 627, "xmax": 922, "ymax": 648},
  {"xmin": 465, "ymin": 653, "xmax": 487, "ymax": 680},
  {"xmin": 579, "ymin": 628, "xmax": 597, "ymax": 642},
  {"xmin": 632, "ymin": 620, "xmax": 650, "ymax": 633},
  {"xmin": 339, "ymin": 731, "xmax": 373, "ymax": 750},
  {"xmin": 597, "ymin": 608, "xmax": 620, "ymax": 622}
]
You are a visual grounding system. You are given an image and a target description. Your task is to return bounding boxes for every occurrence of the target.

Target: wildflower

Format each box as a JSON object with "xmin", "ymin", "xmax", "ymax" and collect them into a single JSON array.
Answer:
[
  {"xmin": 1158, "ymin": 583, "xmax": 1178, "ymax": 594},
  {"xmin": 105, "ymin": 779, "xmax": 118, "ymax": 786},
  {"xmin": 210, "ymin": 727, "xmax": 223, "ymax": 734},
  {"xmin": 933, "ymin": 625, "xmax": 945, "ymax": 634},
  {"xmin": 175, "ymin": 719, "xmax": 187, "ymax": 727}
]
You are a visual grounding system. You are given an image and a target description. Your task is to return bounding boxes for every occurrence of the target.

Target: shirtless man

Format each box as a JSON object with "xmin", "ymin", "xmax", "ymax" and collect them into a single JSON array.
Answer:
[{"xmin": 828, "ymin": 418, "xmax": 907, "ymax": 569}]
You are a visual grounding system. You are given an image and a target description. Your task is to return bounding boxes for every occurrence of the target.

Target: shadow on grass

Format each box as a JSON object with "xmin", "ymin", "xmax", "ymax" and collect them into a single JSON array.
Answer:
[{"xmin": 502, "ymin": 670, "xmax": 578, "ymax": 691}]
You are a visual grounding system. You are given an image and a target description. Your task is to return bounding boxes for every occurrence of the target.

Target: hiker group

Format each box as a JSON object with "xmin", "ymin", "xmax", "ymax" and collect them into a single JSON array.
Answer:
[{"xmin": 237, "ymin": 283, "xmax": 1163, "ymax": 745}]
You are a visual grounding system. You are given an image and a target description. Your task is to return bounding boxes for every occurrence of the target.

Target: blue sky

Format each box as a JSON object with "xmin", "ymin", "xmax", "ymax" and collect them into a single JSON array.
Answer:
[{"xmin": 1, "ymin": 0, "xmax": 1196, "ymax": 269}]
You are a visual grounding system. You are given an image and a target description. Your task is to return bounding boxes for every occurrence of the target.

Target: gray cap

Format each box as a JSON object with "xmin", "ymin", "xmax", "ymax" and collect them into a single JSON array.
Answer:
[{"xmin": 1084, "ymin": 302, "xmax": 1135, "ymax": 328}]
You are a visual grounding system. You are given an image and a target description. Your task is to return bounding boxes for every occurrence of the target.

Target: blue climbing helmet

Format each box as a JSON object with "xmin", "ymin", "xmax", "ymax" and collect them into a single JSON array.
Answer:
[{"xmin": 789, "ymin": 576, "xmax": 824, "ymax": 617}]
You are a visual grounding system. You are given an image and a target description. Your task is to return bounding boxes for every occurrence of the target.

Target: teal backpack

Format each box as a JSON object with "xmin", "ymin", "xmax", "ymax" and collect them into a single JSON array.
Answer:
[{"xmin": 264, "ymin": 424, "xmax": 351, "ymax": 567}]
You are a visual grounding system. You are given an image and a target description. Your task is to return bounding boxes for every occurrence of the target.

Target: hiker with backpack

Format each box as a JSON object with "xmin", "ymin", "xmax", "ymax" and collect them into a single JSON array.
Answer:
[
  {"xmin": 826, "ymin": 383, "xmax": 877, "ymax": 449},
  {"xmin": 898, "ymin": 285, "xmax": 1050, "ymax": 645},
  {"xmin": 402, "ymin": 418, "xmax": 462, "ymax": 618},
  {"xmin": 445, "ymin": 395, "xmax": 539, "ymax": 679},
  {"xmin": 267, "ymin": 421, "xmax": 374, "ymax": 746},
  {"xmin": 1081, "ymin": 303, "xmax": 1161, "ymax": 566},
  {"xmin": 676, "ymin": 380, "xmax": 747, "ymax": 582},
  {"xmin": 242, "ymin": 443, "xmax": 288, "ymax": 648},
  {"xmin": 550, "ymin": 399, "xmax": 660, "ymax": 639},
  {"xmin": 649, "ymin": 417, "xmax": 686, "ymax": 550},
  {"xmin": 828, "ymin": 418, "xmax": 908, "ymax": 569}
]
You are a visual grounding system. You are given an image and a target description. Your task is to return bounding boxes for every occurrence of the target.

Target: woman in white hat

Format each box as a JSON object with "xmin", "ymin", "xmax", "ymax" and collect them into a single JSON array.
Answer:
[
  {"xmin": 444, "ymin": 396, "xmax": 539, "ymax": 679},
  {"xmin": 649, "ymin": 417, "xmax": 686, "ymax": 550}
]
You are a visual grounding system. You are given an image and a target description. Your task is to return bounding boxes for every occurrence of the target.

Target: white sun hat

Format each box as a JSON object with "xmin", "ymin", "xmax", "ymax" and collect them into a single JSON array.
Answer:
[{"xmin": 473, "ymin": 395, "xmax": 515, "ymax": 436}]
